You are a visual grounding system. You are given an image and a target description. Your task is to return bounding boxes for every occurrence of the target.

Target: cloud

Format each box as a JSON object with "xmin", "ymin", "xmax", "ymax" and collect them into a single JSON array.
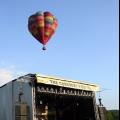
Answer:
[
  {"xmin": 0, "ymin": 65, "xmax": 27, "ymax": 86},
  {"xmin": 0, "ymin": 68, "xmax": 14, "ymax": 86}
]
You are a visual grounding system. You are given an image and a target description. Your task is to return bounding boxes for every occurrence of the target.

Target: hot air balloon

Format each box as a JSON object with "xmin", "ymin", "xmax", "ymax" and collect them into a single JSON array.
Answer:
[{"xmin": 28, "ymin": 11, "xmax": 58, "ymax": 50}]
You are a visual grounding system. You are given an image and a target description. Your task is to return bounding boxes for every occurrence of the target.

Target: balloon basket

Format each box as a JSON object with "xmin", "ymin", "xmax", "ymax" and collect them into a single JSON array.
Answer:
[{"xmin": 42, "ymin": 46, "xmax": 46, "ymax": 50}]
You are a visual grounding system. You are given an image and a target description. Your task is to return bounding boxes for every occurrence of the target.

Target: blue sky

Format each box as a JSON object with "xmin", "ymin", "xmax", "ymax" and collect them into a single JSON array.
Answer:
[{"xmin": 0, "ymin": 0, "xmax": 119, "ymax": 110}]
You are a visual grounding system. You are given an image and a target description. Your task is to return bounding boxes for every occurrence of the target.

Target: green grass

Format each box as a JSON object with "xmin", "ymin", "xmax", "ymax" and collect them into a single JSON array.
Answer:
[{"xmin": 107, "ymin": 110, "xmax": 119, "ymax": 120}]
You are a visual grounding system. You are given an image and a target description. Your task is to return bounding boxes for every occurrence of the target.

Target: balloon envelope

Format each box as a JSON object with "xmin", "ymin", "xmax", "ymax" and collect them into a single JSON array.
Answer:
[{"xmin": 28, "ymin": 11, "xmax": 58, "ymax": 48}]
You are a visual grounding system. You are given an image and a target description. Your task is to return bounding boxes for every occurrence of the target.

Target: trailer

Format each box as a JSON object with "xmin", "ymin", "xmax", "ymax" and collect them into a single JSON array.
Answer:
[{"xmin": 0, "ymin": 73, "xmax": 103, "ymax": 120}]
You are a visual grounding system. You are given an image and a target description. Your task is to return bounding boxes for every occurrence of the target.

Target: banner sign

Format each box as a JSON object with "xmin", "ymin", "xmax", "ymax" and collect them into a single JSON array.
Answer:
[{"xmin": 36, "ymin": 75, "xmax": 99, "ymax": 92}]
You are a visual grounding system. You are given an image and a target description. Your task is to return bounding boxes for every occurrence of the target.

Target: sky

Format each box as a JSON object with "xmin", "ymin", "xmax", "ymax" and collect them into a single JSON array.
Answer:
[{"xmin": 0, "ymin": 0, "xmax": 119, "ymax": 110}]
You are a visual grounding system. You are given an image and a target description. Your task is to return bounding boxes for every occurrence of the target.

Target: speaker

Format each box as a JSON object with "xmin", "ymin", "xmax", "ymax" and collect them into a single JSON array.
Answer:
[
  {"xmin": 15, "ymin": 116, "xmax": 29, "ymax": 120},
  {"xmin": 98, "ymin": 107, "xmax": 107, "ymax": 120},
  {"xmin": 15, "ymin": 103, "xmax": 30, "ymax": 120}
]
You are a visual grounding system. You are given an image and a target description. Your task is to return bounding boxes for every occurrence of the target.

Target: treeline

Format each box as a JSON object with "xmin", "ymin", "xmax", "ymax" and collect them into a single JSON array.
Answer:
[{"xmin": 107, "ymin": 110, "xmax": 119, "ymax": 120}]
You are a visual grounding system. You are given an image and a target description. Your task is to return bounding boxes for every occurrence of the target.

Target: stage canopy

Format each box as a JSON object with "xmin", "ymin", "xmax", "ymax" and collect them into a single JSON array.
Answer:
[{"xmin": 36, "ymin": 74, "xmax": 99, "ymax": 92}]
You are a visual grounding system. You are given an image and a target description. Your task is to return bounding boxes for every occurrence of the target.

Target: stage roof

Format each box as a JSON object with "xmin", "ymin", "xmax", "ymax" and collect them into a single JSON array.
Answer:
[{"xmin": 36, "ymin": 74, "xmax": 99, "ymax": 92}]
